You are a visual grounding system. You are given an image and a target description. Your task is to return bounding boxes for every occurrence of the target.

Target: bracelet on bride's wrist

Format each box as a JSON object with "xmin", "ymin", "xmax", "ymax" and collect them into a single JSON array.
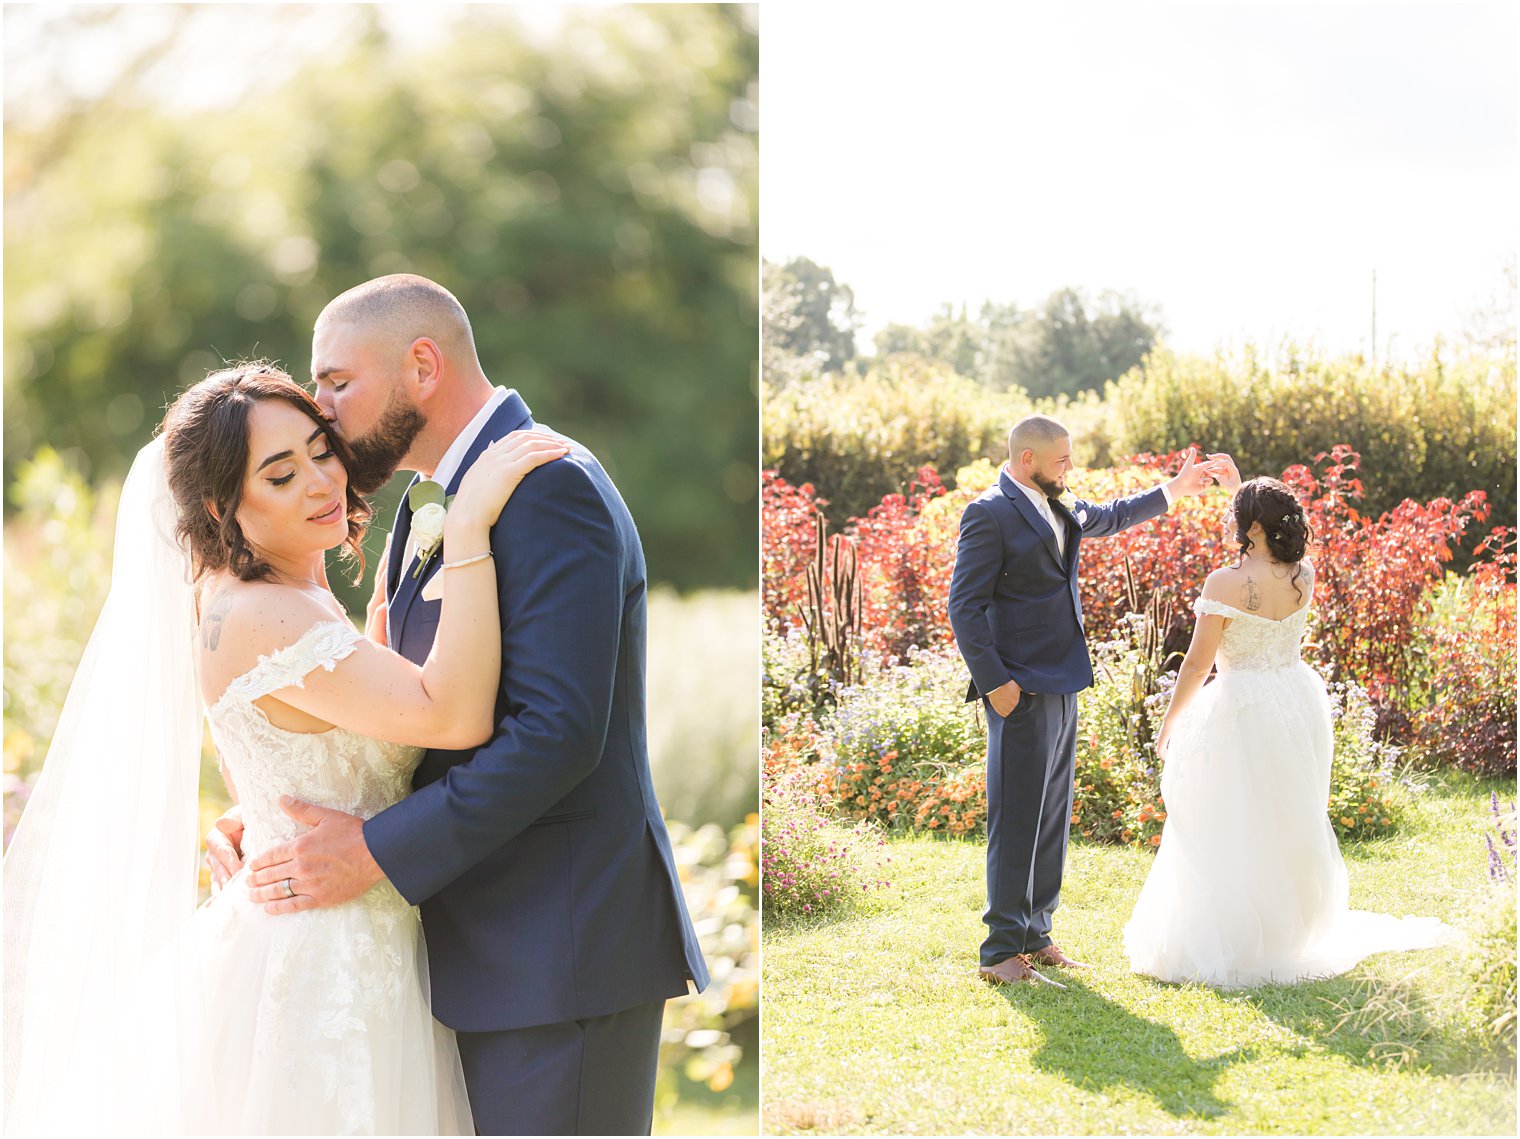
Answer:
[{"xmin": 442, "ymin": 552, "xmax": 493, "ymax": 571}]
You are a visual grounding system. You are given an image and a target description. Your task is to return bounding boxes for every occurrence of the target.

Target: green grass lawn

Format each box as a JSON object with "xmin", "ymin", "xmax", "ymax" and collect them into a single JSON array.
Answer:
[{"xmin": 762, "ymin": 772, "xmax": 1516, "ymax": 1135}]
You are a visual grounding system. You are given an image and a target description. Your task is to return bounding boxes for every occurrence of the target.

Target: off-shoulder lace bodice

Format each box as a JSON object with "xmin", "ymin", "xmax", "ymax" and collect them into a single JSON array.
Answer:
[
  {"xmin": 183, "ymin": 621, "xmax": 468, "ymax": 1133},
  {"xmin": 1193, "ymin": 597, "xmax": 1311, "ymax": 673},
  {"xmin": 206, "ymin": 620, "xmax": 423, "ymax": 866}
]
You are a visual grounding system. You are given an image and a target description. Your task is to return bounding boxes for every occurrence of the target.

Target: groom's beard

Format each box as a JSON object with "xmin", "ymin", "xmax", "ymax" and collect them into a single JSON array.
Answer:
[
  {"xmin": 343, "ymin": 392, "xmax": 426, "ymax": 495},
  {"xmin": 1032, "ymin": 471, "xmax": 1065, "ymax": 499}
]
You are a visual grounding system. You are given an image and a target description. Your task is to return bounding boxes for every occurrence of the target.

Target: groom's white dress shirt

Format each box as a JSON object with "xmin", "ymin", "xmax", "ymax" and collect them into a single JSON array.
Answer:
[
  {"xmin": 403, "ymin": 386, "xmax": 511, "ymax": 572},
  {"xmin": 1010, "ymin": 475, "xmax": 1069, "ymax": 560}
]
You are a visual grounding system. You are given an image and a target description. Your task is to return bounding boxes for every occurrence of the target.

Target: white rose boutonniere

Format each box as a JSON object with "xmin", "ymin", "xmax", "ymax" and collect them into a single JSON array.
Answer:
[{"xmin": 407, "ymin": 480, "xmax": 455, "ymax": 578}]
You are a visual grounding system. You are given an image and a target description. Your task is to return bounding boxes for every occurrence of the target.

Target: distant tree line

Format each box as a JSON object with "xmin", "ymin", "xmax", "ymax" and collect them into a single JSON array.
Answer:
[{"xmin": 762, "ymin": 255, "xmax": 1162, "ymax": 398}]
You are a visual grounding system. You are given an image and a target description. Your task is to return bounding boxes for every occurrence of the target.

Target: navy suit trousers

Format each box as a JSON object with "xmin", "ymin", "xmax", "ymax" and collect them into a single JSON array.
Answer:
[
  {"xmin": 981, "ymin": 690, "xmax": 1080, "ymax": 965},
  {"xmin": 454, "ymin": 1000, "xmax": 667, "ymax": 1136}
]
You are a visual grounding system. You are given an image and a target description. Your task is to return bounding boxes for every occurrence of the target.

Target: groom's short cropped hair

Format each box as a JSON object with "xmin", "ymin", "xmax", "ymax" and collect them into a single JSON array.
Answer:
[
  {"xmin": 1008, "ymin": 414, "xmax": 1069, "ymax": 461},
  {"xmin": 316, "ymin": 274, "xmax": 478, "ymax": 361}
]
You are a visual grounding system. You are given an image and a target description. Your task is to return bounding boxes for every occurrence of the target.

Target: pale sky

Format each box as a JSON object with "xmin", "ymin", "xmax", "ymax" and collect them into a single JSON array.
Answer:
[{"xmin": 762, "ymin": 1, "xmax": 1518, "ymax": 359}]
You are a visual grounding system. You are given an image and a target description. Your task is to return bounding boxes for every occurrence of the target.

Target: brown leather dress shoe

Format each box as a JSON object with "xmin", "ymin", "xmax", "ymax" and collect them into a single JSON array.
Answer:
[
  {"xmin": 978, "ymin": 955, "xmax": 1066, "ymax": 988},
  {"xmin": 1028, "ymin": 942, "xmax": 1089, "ymax": 969}
]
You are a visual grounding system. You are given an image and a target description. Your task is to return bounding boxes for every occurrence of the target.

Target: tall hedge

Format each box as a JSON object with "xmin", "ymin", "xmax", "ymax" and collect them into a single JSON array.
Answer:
[
  {"xmin": 762, "ymin": 356, "xmax": 1126, "ymax": 523},
  {"xmin": 1108, "ymin": 345, "xmax": 1516, "ymax": 546},
  {"xmin": 764, "ymin": 346, "xmax": 1516, "ymax": 543}
]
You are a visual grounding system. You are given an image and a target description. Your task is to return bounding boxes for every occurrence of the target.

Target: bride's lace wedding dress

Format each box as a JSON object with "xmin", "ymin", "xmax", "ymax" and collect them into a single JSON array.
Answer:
[
  {"xmin": 169, "ymin": 619, "xmax": 474, "ymax": 1134},
  {"xmin": 5, "ymin": 441, "xmax": 472, "ymax": 1136},
  {"xmin": 1123, "ymin": 597, "xmax": 1453, "ymax": 987},
  {"xmin": 17, "ymin": 622, "xmax": 471, "ymax": 1136}
]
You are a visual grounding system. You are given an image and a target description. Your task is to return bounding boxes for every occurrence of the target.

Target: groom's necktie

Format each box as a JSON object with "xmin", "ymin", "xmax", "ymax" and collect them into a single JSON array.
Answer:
[{"xmin": 1042, "ymin": 497, "xmax": 1066, "ymax": 560}]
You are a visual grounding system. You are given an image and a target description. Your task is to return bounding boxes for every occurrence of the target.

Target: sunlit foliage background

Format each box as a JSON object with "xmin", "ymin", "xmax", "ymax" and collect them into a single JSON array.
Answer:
[{"xmin": 3, "ymin": 6, "xmax": 759, "ymax": 1133}]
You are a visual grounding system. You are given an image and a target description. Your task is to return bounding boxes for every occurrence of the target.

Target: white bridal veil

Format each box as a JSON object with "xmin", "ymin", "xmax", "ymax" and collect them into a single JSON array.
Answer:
[{"xmin": 4, "ymin": 436, "xmax": 204, "ymax": 1132}]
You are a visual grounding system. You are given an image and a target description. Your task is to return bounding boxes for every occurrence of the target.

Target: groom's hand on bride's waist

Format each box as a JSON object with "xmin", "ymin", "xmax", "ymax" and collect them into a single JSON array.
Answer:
[{"xmin": 245, "ymin": 796, "xmax": 386, "ymax": 915}]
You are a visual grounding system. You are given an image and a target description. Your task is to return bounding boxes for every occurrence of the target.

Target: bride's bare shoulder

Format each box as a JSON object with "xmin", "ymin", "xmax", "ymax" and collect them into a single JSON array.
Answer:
[
  {"xmin": 196, "ymin": 577, "xmax": 336, "ymax": 693},
  {"xmin": 1199, "ymin": 564, "xmax": 1246, "ymax": 601}
]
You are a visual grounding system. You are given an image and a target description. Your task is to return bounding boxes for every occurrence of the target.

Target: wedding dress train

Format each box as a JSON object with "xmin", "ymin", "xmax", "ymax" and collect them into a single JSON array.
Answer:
[{"xmin": 1123, "ymin": 597, "xmax": 1453, "ymax": 987}]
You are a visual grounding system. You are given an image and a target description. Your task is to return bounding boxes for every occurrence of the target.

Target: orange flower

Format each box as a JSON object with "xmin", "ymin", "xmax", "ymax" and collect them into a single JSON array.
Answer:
[
  {"xmin": 1380, "ymin": 817, "xmax": 1391, "ymax": 826},
  {"xmin": 1340, "ymin": 816, "xmax": 1355, "ymax": 827},
  {"xmin": 1149, "ymin": 835, "xmax": 1161, "ymax": 846},
  {"xmin": 1111, "ymin": 810, "xmax": 1123, "ymax": 819}
]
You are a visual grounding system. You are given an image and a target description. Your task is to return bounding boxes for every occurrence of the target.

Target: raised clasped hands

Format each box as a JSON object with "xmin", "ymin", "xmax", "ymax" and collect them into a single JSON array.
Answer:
[{"xmin": 1167, "ymin": 447, "xmax": 1241, "ymax": 498}]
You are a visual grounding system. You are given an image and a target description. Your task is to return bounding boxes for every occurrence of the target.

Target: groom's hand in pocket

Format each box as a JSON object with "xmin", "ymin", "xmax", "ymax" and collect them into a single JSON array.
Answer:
[
  {"xmin": 246, "ymin": 796, "xmax": 386, "ymax": 914},
  {"xmin": 988, "ymin": 679, "xmax": 1022, "ymax": 718}
]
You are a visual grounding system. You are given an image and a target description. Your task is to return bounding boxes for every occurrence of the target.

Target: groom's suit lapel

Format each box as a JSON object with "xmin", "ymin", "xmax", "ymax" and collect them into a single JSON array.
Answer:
[
  {"xmin": 998, "ymin": 467, "xmax": 1063, "ymax": 568},
  {"xmin": 388, "ymin": 392, "xmax": 536, "ymax": 640}
]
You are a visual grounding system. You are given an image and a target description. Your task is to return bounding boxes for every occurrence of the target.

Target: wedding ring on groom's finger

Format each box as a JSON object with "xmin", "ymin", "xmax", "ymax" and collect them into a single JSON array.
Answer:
[{"xmin": 282, "ymin": 878, "xmax": 296, "ymax": 899}]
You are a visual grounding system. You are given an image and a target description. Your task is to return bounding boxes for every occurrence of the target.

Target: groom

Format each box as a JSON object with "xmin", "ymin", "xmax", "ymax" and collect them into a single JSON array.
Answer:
[
  {"xmin": 947, "ymin": 414, "xmax": 1223, "ymax": 986},
  {"xmin": 212, "ymin": 274, "xmax": 708, "ymax": 1133}
]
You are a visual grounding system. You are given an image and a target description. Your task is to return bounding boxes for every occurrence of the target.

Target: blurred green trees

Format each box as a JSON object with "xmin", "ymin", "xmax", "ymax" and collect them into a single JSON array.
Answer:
[
  {"xmin": 4, "ymin": 5, "xmax": 758, "ymax": 603},
  {"xmin": 760, "ymin": 256, "xmax": 858, "ymax": 377}
]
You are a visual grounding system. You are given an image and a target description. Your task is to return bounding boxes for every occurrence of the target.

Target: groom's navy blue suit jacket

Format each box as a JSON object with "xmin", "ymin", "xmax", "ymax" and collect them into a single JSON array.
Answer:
[
  {"xmin": 363, "ymin": 392, "xmax": 708, "ymax": 1033},
  {"xmin": 948, "ymin": 466, "xmax": 1169, "ymax": 700}
]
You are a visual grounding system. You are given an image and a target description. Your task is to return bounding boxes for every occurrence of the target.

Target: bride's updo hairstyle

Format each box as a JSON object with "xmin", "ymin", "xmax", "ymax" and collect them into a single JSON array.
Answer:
[
  {"xmin": 1232, "ymin": 476, "xmax": 1312, "ymax": 599},
  {"xmin": 161, "ymin": 361, "xmax": 371, "ymax": 583}
]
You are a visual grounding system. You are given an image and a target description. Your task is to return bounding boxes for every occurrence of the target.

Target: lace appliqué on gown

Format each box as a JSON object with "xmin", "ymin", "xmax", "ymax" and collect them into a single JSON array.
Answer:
[
  {"xmin": 173, "ymin": 620, "xmax": 472, "ymax": 1135},
  {"xmin": 1122, "ymin": 597, "xmax": 1454, "ymax": 987}
]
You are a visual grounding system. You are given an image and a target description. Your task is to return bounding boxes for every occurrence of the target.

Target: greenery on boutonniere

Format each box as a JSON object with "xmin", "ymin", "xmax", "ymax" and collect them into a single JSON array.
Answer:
[{"xmin": 407, "ymin": 480, "xmax": 455, "ymax": 579}]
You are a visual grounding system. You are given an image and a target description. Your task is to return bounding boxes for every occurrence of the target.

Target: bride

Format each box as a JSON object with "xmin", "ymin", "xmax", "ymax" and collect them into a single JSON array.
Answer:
[
  {"xmin": 3, "ymin": 362, "xmax": 566, "ymax": 1133},
  {"xmin": 1123, "ymin": 473, "xmax": 1453, "ymax": 987}
]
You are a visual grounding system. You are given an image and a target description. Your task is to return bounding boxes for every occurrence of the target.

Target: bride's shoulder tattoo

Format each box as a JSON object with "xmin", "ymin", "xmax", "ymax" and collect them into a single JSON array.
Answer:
[
  {"xmin": 1243, "ymin": 577, "xmax": 1262, "ymax": 611},
  {"xmin": 203, "ymin": 591, "xmax": 234, "ymax": 651}
]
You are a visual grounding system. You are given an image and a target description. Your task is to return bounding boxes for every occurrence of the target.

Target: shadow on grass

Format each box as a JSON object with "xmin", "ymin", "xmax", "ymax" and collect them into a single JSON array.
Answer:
[
  {"xmin": 1242, "ymin": 968, "xmax": 1510, "ymax": 1077},
  {"xmin": 994, "ymin": 973, "xmax": 1266, "ymax": 1120}
]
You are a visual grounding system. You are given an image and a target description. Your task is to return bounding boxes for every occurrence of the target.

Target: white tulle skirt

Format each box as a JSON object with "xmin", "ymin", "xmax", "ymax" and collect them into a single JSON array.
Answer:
[
  {"xmin": 6, "ymin": 872, "xmax": 473, "ymax": 1136},
  {"xmin": 1123, "ymin": 663, "xmax": 1454, "ymax": 987}
]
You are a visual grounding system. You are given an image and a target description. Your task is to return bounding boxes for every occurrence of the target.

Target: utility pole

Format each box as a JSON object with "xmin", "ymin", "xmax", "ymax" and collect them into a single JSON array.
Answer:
[{"xmin": 1370, "ymin": 269, "xmax": 1377, "ymax": 365}]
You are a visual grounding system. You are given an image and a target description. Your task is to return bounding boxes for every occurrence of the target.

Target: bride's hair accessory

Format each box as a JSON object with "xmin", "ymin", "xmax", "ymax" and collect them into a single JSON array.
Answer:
[
  {"xmin": 1231, "ymin": 476, "xmax": 1313, "ymax": 601},
  {"xmin": 162, "ymin": 361, "xmax": 372, "ymax": 586}
]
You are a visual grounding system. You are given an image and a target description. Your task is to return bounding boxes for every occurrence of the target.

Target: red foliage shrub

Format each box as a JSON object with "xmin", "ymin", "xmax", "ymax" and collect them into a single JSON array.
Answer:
[
  {"xmin": 761, "ymin": 471, "xmax": 822, "ymax": 633},
  {"xmin": 765, "ymin": 447, "xmax": 1500, "ymax": 755},
  {"xmin": 1291, "ymin": 446, "xmax": 1489, "ymax": 714},
  {"xmin": 845, "ymin": 466, "xmax": 955, "ymax": 662},
  {"xmin": 1415, "ymin": 527, "xmax": 1517, "ymax": 775},
  {"xmin": 1065, "ymin": 449, "xmax": 1235, "ymax": 656}
]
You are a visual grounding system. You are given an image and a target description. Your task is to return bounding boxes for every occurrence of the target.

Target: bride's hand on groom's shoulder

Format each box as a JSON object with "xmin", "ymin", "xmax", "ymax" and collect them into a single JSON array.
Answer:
[{"xmin": 451, "ymin": 430, "xmax": 570, "ymax": 530}]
